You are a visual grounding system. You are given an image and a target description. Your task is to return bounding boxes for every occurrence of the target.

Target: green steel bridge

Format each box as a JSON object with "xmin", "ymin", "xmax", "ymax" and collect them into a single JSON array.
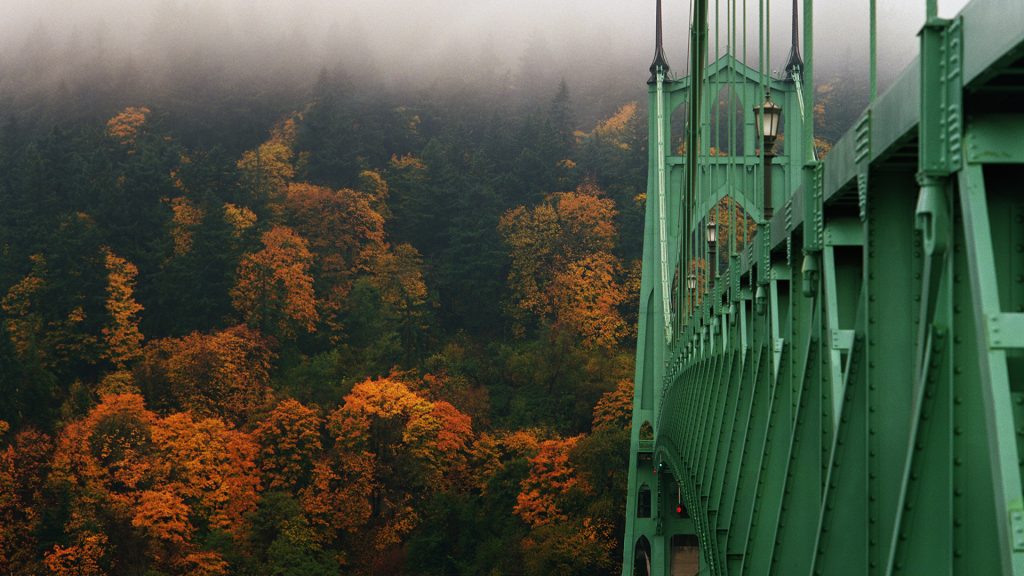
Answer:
[{"xmin": 622, "ymin": 0, "xmax": 1024, "ymax": 574}]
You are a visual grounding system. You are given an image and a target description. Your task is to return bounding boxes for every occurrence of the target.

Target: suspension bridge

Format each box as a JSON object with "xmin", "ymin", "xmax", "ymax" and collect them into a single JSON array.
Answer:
[{"xmin": 622, "ymin": 0, "xmax": 1024, "ymax": 573}]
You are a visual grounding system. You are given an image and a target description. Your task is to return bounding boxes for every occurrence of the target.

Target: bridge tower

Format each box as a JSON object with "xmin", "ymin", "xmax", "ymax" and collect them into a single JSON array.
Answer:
[{"xmin": 623, "ymin": 1, "xmax": 806, "ymax": 573}]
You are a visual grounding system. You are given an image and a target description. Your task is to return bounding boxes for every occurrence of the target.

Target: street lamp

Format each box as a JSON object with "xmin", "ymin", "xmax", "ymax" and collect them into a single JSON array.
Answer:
[
  {"xmin": 706, "ymin": 215, "xmax": 718, "ymax": 283},
  {"xmin": 754, "ymin": 93, "xmax": 782, "ymax": 220}
]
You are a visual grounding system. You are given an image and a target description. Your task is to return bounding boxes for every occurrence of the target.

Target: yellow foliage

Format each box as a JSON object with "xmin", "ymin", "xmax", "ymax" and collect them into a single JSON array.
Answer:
[
  {"xmin": 550, "ymin": 252, "xmax": 628, "ymax": 349},
  {"xmin": 231, "ymin": 226, "xmax": 318, "ymax": 338},
  {"xmin": 222, "ymin": 203, "xmax": 256, "ymax": 238},
  {"xmin": 500, "ymin": 182, "xmax": 626, "ymax": 346},
  {"xmin": 101, "ymin": 248, "xmax": 144, "ymax": 368},
  {"xmin": 371, "ymin": 243, "xmax": 427, "ymax": 312},
  {"xmin": 593, "ymin": 102, "xmax": 637, "ymax": 139},
  {"xmin": 166, "ymin": 197, "xmax": 204, "ymax": 256},
  {"xmin": 1, "ymin": 255, "xmax": 45, "ymax": 360},
  {"xmin": 106, "ymin": 106, "xmax": 151, "ymax": 148},
  {"xmin": 389, "ymin": 154, "xmax": 427, "ymax": 171}
]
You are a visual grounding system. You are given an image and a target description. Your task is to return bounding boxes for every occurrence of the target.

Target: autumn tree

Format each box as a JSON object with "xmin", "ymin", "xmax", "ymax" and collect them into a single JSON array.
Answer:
[
  {"xmin": 549, "ymin": 252, "xmax": 628, "ymax": 349},
  {"xmin": 101, "ymin": 248, "xmax": 144, "ymax": 369},
  {"xmin": 48, "ymin": 393, "xmax": 159, "ymax": 548},
  {"xmin": 231, "ymin": 226, "xmax": 318, "ymax": 339},
  {"xmin": 2, "ymin": 218, "xmax": 109, "ymax": 377},
  {"xmin": 253, "ymin": 399, "xmax": 323, "ymax": 491},
  {"xmin": 221, "ymin": 203, "xmax": 259, "ymax": 259},
  {"xmin": 150, "ymin": 412, "xmax": 261, "ymax": 540},
  {"xmin": 514, "ymin": 435, "xmax": 584, "ymax": 527},
  {"xmin": 469, "ymin": 428, "xmax": 543, "ymax": 495},
  {"xmin": 135, "ymin": 325, "xmax": 273, "ymax": 423},
  {"xmin": 106, "ymin": 106, "xmax": 151, "ymax": 149},
  {"xmin": 310, "ymin": 376, "xmax": 474, "ymax": 571},
  {"xmin": 237, "ymin": 116, "xmax": 299, "ymax": 213},
  {"xmin": 48, "ymin": 394, "xmax": 260, "ymax": 573},
  {"xmin": 131, "ymin": 489, "xmax": 192, "ymax": 557},
  {"xmin": 283, "ymin": 182, "xmax": 386, "ymax": 337},
  {"xmin": 591, "ymin": 378, "xmax": 633, "ymax": 431},
  {"xmin": 166, "ymin": 197, "xmax": 205, "ymax": 257},
  {"xmin": 44, "ymin": 533, "xmax": 109, "ymax": 576},
  {"xmin": 1, "ymin": 422, "xmax": 53, "ymax": 574},
  {"xmin": 500, "ymin": 181, "xmax": 627, "ymax": 348},
  {"xmin": 2, "ymin": 254, "xmax": 47, "ymax": 364}
]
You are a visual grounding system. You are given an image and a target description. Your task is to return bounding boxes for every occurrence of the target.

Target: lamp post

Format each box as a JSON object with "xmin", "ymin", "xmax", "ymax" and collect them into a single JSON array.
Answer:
[
  {"xmin": 754, "ymin": 93, "xmax": 782, "ymax": 221},
  {"xmin": 706, "ymin": 215, "xmax": 718, "ymax": 283},
  {"xmin": 687, "ymin": 271, "xmax": 697, "ymax": 312}
]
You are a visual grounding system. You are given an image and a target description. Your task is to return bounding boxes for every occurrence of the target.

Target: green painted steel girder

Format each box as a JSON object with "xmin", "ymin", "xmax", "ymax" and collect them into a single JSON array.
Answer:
[{"xmin": 622, "ymin": 0, "xmax": 1024, "ymax": 574}]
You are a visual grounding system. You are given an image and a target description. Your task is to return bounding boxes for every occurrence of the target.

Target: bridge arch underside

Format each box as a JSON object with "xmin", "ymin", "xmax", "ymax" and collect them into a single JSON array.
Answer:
[
  {"xmin": 688, "ymin": 176, "xmax": 765, "ymax": 229},
  {"xmin": 655, "ymin": 350, "xmax": 737, "ymax": 576}
]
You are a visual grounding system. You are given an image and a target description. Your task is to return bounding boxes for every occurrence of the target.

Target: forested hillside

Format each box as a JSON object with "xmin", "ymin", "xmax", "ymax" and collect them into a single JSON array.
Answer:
[{"xmin": 0, "ymin": 67, "xmax": 653, "ymax": 575}]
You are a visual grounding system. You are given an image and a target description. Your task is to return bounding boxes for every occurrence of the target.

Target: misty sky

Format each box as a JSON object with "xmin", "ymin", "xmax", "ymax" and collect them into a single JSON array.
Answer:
[{"xmin": 1, "ymin": 0, "xmax": 973, "ymax": 100}]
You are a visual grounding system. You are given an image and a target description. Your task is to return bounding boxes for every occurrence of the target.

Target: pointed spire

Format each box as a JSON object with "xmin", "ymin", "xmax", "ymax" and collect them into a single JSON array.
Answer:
[
  {"xmin": 648, "ymin": 0, "xmax": 671, "ymax": 83},
  {"xmin": 785, "ymin": 0, "xmax": 804, "ymax": 79}
]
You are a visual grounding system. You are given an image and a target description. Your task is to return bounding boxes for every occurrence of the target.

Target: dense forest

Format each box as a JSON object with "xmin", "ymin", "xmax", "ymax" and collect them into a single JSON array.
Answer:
[{"xmin": 0, "ymin": 57, "xmax": 661, "ymax": 574}]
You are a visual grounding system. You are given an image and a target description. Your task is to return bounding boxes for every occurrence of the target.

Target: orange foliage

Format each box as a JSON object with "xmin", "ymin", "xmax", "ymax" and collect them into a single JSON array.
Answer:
[
  {"xmin": 312, "ymin": 376, "xmax": 475, "ymax": 556},
  {"xmin": 550, "ymin": 252, "xmax": 627, "ymax": 349},
  {"xmin": 151, "ymin": 412, "xmax": 261, "ymax": 538},
  {"xmin": 0, "ymin": 426, "xmax": 52, "ymax": 572},
  {"xmin": 50, "ymin": 393, "xmax": 158, "ymax": 525},
  {"xmin": 328, "ymin": 377, "xmax": 431, "ymax": 450},
  {"xmin": 284, "ymin": 182, "xmax": 387, "ymax": 322},
  {"xmin": 253, "ymin": 399, "xmax": 323, "ymax": 491},
  {"xmin": 137, "ymin": 325, "xmax": 273, "ymax": 423},
  {"xmin": 469, "ymin": 429, "xmax": 543, "ymax": 493},
  {"xmin": 106, "ymin": 106, "xmax": 150, "ymax": 148},
  {"xmin": 132, "ymin": 489, "xmax": 192, "ymax": 546},
  {"xmin": 47, "ymin": 393, "xmax": 263, "ymax": 571},
  {"xmin": 500, "ymin": 182, "xmax": 626, "ymax": 346},
  {"xmin": 404, "ymin": 400, "xmax": 473, "ymax": 489},
  {"xmin": 101, "ymin": 248, "xmax": 144, "ymax": 368},
  {"xmin": 514, "ymin": 435, "xmax": 584, "ymax": 527},
  {"xmin": 592, "ymin": 379, "xmax": 633, "ymax": 430},
  {"xmin": 44, "ymin": 533, "xmax": 108, "ymax": 576},
  {"xmin": 302, "ymin": 451, "xmax": 376, "ymax": 535},
  {"xmin": 232, "ymin": 226, "xmax": 318, "ymax": 338},
  {"xmin": 373, "ymin": 496, "xmax": 418, "ymax": 551},
  {"xmin": 176, "ymin": 551, "xmax": 230, "ymax": 576}
]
